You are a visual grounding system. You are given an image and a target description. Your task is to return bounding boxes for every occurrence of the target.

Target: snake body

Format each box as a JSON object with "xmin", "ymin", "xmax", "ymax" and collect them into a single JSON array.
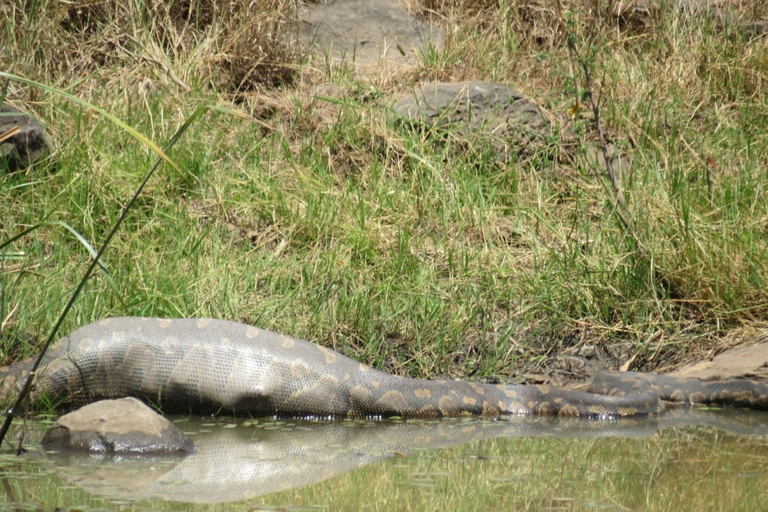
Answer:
[{"xmin": 2, "ymin": 317, "xmax": 768, "ymax": 418}]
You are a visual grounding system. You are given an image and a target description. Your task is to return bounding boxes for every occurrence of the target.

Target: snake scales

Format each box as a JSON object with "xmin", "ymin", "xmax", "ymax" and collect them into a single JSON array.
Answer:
[{"xmin": 2, "ymin": 317, "xmax": 768, "ymax": 418}]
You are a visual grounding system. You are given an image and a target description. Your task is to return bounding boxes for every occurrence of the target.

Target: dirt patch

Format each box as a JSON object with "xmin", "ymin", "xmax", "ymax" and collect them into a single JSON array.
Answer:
[
  {"xmin": 669, "ymin": 340, "xmax": 768, "ymax": 381},
  {"xmin": 522, "ymin": 341, "xmax": 632, "ymax": 387},
  {"xmin": 527, "ymin": 329, "xmax": 768, "ymax": 388}
]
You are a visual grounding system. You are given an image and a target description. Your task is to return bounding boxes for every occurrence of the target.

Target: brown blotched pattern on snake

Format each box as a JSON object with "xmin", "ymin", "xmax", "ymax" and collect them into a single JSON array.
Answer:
[{"xmin": 2, "ymin": 318, "xmax": 768, "ymax": 418}]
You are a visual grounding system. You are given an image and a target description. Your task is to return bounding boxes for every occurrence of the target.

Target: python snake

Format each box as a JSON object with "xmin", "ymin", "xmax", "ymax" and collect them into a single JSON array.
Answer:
[{"xmin": 2, "ymin": 317, "xmax": 768, "ymax": 418}]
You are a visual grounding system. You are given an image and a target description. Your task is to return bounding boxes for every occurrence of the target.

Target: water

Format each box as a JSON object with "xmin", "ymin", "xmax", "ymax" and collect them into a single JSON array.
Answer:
[{"xmin": 1, "ymin": 408, "xmax": 767, "ymax": 511}]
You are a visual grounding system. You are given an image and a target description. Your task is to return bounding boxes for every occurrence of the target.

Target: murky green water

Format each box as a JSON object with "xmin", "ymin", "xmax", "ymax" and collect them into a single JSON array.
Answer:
[{"xmin": 1, "ymin": 409, "xmax": 768, "ymax": 511}]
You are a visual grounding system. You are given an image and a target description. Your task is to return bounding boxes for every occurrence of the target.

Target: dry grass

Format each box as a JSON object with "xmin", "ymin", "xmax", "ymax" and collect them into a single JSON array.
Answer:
[
  {"xmin": 2, "ymin": 0, "xmax": 298, "ymax": 100},
  {"xmin": 1, "ymin": 0, "xmax": 768, "ymax": 378}
]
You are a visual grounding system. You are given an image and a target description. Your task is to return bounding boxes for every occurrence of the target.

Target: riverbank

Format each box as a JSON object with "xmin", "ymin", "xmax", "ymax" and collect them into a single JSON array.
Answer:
[{"xmin": 2, "ymin": 0, "xmax": 767, "ymax": 389}]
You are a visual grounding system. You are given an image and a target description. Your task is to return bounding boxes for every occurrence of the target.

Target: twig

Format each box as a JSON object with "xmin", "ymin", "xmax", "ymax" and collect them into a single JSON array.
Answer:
[
  {"xmin": 567, "ymin": 39, "xmax": 626, "ymax": 210},
  {"xmin": 0, "ymin": 126, "xmax": 21, "ymax": 144},
  {"xmin": 566, "ymin": 35, "xmax": 679, "ymax": 309},
  {"xmin": 123, "ymin": 34, "xmax": 191, "ymax": 93},
  {"xmin": 566, "ymin": 37, "xmax": 636, "ymax": 233},
  {"xmin": 565, "ymin": 36, "xmax": 663, "ymax": 271}
]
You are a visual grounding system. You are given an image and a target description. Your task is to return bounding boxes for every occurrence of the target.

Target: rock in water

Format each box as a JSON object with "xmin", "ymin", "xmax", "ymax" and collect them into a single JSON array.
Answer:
[{"xmin": 42, "ymin": 398, "xmax": 194, "ymax": 455}]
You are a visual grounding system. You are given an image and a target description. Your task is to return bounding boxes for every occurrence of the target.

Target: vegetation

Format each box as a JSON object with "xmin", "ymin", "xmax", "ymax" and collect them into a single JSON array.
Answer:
[{"xmin": 2, "ymin": 0, "xmax": 768, "ymax": 386}]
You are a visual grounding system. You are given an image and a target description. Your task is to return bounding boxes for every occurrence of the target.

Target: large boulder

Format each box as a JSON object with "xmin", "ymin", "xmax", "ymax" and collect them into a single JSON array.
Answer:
[
  {"xmin": 297, "ymin": 0, "xmax": 443, "ymax": 69},
  {"xmin": 393, "ymin": 81, "xmax": 553, "ymax": 161},
  {"xmin": 0, "ymin": 104, "xmax": 54, "ymax": 172},
  {"xmin": 42, "ymin": 397, "xmax": 194, "ymax": 455}
]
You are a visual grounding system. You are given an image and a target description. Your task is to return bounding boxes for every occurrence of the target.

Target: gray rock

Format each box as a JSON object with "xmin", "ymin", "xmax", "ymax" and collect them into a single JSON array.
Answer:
[
  {"xmin": 42, "ymin": 398, "xmax": 194, "ymax": 455},
  {"xmin": 393, "ymin": 81, "xmax": 553, "ymax": 160},
  {"xmin": 297, "ymin": 0, "xmax": 443, "ymax": 68},
  {"xmin": 578, "ymin": 344, "xmax": 597, "ymax": 359},
  {"xmin": 0, "ymin": 104, "xmax": 54, "ymax": 172}
]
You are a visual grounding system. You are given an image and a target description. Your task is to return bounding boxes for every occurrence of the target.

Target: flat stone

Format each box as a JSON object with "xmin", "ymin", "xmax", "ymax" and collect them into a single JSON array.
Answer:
[
  {"xmin": 669, "ymin": 342, "xmax": 768, "ymax": 381},
  {"xmin": 297, "ymin": 0, "xmax": 442, "ymax": 68},
  {"xmin": 393, "ymin": 81, "xmax": 553, "ymax": 160},
  {"xmin": 0, "ymin": 104, "xmax": 54, "ymax": 172},
  {"xmin": 42, "ymin": 398, "xmax": 194, "ymax": 455}
]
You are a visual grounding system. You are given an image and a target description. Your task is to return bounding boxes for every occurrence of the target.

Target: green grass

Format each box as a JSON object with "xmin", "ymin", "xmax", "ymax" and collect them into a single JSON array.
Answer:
[{"xmin": 1, "ymin": 0, "xmax": 768, "ymax": 382}]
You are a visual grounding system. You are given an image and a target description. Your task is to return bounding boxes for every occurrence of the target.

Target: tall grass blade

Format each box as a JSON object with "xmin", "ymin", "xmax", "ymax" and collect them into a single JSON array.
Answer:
[{"xmin": 0, "ymin": 104, "xmax": 211, "ymax": 450}]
